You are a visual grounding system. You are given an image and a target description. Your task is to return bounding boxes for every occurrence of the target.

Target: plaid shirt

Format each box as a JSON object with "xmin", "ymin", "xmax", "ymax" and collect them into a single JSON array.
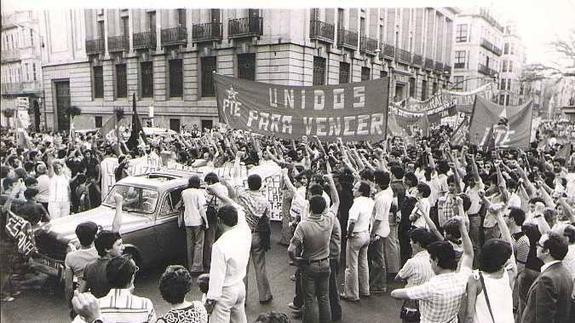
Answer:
[
  {"xmin": 437, "ymin": 194, "xmax": 457, "ymax": 227},
  {"xmin": 405, "ymin": 267, "xmax": 471, "ymax": 323},
  {"xmin": 397, "ymin": 250, "xmax": 435, "ymax": 288}
]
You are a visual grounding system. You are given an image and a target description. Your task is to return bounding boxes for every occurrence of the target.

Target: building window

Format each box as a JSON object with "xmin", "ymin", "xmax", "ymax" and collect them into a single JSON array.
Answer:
[
  {"xmin": 121, "ymin": 16, "xmax": 129, "ymax": 36},
  {"xmin": 499, "ymin": 94, "xmax": 506, "ymax": 105},
  {"xmin": 453, "ymin": 76, "xmax": 464, "ymax": 91},
  {"xmin": 97, "ymin": 21, "xmax": 105, "ymax": 39},
  {"xmin": 454, "ymin": 50, "xmax": 466, "ymax": 68},
  {"xmin": 508, "ymin": 61, "xmax": 513, "ymax": 72},
  {"xmin": 30, "ymin": 29, "xmax": 34, "ymax": 47},
  {"xmin": 168, "ymin": 59, "xmax": 183, "ymax": 97},
  {"xmin": 409, "ymin": 77, "xmax": 416, "ymax": 98},
  {"xmin": 141, "ymin": 61, "xmax": 154, "ymax": 98},
  {"xmin": 170, "ymin": 118, "xmax": 181, "ymax": 132},
  {"xmin": 148, "ymin": 11, "xmax": 156, "ymax": 32},
  {"xmin": 421, "ymin": 80, "xmax": 428, "ymax": 100},
  {"xmin": 93, "ymin": 66, "xmax": 104, "ymax": 99},
  {"xmin": 33, "ymin": 63, "xmax": 37, "ymax": 81},
  {"xmin": 502, "ymin": 60, "xmax": 508, "ymax": 72},
  {"xmin": 25, "ymin": 63, "xmax": 29, "ymax": 81},
  {"xmin": 237, "ymin": 53, "xmax": 256, "ymax": 81},
  {"xmin": 432, "ymin": 82, "xmax": 438, "ymax": 95},
  {"xmin": 455, "ymin": 24, "xmax": 468, "ymax": 42},
  {"xmin": 361, "ymin": 67, "xmax": 370, "ymax": 81},
  {"xmin": 500, "ymin": 79, "xmax": 506, "ymax": 90},
  {"xmin": 380, "ymin": 70, "xmax": 388, "ymax": 78},
  {"xmin": 177, "ymin": 9, "xmax": 186, "ymax": 26},
  {"xmin": 201, "ymin": 56, "xmax": 217, "ymax": 97},
  {"xmin": 339, "ymin": 62, "xmax": 350, "ymax": 84},
  {"xmin": 313, "ymin": 56, "xmax": 326, "ymax": 86},
  {"xmin": 115, "ymin": 64, "xmax": 127, "ymax": 98},
  {"xmin": 95, "ymin": 116, "xmax": 103, "ymax": 128},
  {"xmin": 201, "ymin": 119, "xmax": 213, "ymax": 131},
  {"xmin": 504, "ymin": 42, "xmax": 510, "ymax": 54}
]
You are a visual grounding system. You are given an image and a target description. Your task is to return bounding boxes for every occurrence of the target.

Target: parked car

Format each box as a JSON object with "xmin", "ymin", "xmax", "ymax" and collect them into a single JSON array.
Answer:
[{"xmin": 30, "ymin": 170, "xmax": 200, "ymax": 280}]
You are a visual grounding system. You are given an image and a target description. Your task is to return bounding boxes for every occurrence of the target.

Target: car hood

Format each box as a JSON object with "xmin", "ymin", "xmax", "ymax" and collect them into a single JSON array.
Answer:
[{"xmin": 36, "ymin": 206, "xmax": 154, "ymax": 243}]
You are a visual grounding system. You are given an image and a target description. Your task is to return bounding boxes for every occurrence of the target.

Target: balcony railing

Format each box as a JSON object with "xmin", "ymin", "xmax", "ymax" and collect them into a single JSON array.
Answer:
[
  {"xmin": 1, "ymin": 82, "xmax": 24, "ymax": 94},
  {"xmin": 480, "ymin": 38, "xmax": 502, "ymax": 56},
  {"xmin": 192, "ymin": 22, "xmax": 223, "ymax": 42},
  {"xmin": 85, "ymin": 38, "xmax": 105, "ymax": 55},
  {"xmin": 479, "ymin": 8, "xmax": 504, "ymax": 32},
  {"xmin": 310, "ymin": 20, "xmax": 335, "ymax": 44},
  {"xmin": 359, "ymin": 36, "xmax": 378, "ymax": 55},
  {"xmin": 412, "ymin": 54, "xmax": 423, "ymax": 66},
  {"xmin": 107, "ymin": 35, "xmax": 129, "ymax": 52},
  {"xmin": 228, "ymin": 17, "xmax": 263, "ymax": 38},
  {"xmin": 478, "ymin": 63, "xmax": 497, "ymax": 77},
  {"xmin": 22, "ymin": 81, "xmax": 42, "ymax": 93},
  {"xmin": 1, "ymin": 49, "xmax": 20, "ymax": 63},
  {"xmin": 161, "ymin": 26, "xmax": 187, "ymax": 46},
  {"xmin": 424, "ymin": 58, "xmax": 434, "ymax": 70},
  {"xmin": 133, "ymin": 31, "xmax": 156, "ymax": 50},
  {"xmin": 381, "ymin": 43, "xmax": 395, "ymax": 59},
  {"xmin": 434, "ymin": 62, "xmax": 444, "ymax": 72},
  {"xmin": 454, "ymin": 62, "xmax": 466, "ymax": 69},
  {"xmin": 444, "ymin": 65, "xmax": 452, "ymax": 74},
  {"xmin": 396, "ymin": 48, "xmax": 411, "ymax": 64},
  {"xmin": 337, "ymin": 29, "xmax": 358, "ymax": 50}
]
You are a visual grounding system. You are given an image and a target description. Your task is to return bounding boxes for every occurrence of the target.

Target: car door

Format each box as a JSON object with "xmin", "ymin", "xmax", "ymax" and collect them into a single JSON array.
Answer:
[{"xmin": 153, "ymin": 187, "xmax": 186, "ymax": 262}]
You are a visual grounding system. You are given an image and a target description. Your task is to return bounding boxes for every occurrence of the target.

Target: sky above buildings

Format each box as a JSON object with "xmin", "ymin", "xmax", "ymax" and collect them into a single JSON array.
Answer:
[{"xmin": 4, "ymin": 0, "xmax": 575, "ymax": 68}]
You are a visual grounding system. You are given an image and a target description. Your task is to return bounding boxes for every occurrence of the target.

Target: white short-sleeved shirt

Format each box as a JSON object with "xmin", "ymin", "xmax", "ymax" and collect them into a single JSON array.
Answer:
[
  {"xmin": 182, "ymin": 188, "xmax": 207, "ymax": 227},
  {"xmin": 372, "ymin": 188, "xmax": 393, "ymax": 238},
  {"xmin": 348, "ymin": 196, "xmax": 375, "ymax": 233}
]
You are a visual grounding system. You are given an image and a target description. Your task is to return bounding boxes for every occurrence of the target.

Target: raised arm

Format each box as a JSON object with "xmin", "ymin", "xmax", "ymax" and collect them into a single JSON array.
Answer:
[
  {"xmin": 111, "ymin": 193, "xmax": 124, "ymax": 233},
  {"xmin": 457, "ymin": 215, "xmax": 474, "ymax": 271},
  {"xmin": 324, "ymin": 165, "xmax": 339, "ymax": 212}
]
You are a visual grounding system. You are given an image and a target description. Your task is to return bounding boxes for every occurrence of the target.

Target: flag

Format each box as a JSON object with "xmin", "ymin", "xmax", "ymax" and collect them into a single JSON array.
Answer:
[
  {"xmin": 469, "ymin": 96, "xmax": 533, "ymax": 149},
  {"xmin": 481, "ymin": 125, "xmax": 496, "ymax": 152},
  {"xmin": 97, "ymin": 115, "xmax": 117, "ymax": 138},
  {"xmin": 15, "ymin": 115, "xmax": 31, "ymax": 149},
  {"xmin": 557, "ymin": 143, "xmax": 572, "ymax": 160},
  {"xmin": 127, "ymin": 93, "xmax": 148, "ymax": 150},
  {"xmin": 450, "ymin": 118, "xmax": 468, "ymax": 146}
]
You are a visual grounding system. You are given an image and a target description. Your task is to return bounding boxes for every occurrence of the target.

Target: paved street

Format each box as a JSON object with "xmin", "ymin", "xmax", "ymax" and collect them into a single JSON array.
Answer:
[{"xmin": 1, "ymin": 223, "xmax": 404, "ymax": 323}]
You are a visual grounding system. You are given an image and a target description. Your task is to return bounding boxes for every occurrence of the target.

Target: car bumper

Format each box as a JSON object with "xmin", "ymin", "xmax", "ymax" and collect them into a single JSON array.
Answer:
[{"xmin": 29, "ymin": 254, "xmax": 64, "ymax": 280}]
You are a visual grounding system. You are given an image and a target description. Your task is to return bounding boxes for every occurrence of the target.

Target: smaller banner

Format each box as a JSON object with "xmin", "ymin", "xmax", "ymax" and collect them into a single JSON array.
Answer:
[
  {"xmin": 214, "ymin": 74, "xmax": 389, "ymax": 141},
  {"xmin": 5, "ymin": 211, "xmax": 36, "ymax": 257},
  {"xmin": 469, "ymin": 96, "xmax": 533, "ymax": 149}
]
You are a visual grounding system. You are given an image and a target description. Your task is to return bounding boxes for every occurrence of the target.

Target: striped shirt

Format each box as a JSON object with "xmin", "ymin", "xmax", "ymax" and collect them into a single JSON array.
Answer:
[
  {"xmin": 72, "ymin": 288, "xmax": 156, "ymax": 323},
  {"xmin": 398, "ymin": 250, "xmax": 435, "ymax": 288}
]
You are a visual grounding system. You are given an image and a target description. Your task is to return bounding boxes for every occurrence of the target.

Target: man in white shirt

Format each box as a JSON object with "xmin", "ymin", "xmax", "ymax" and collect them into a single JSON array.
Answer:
[
  {"xmin": 181, "ymin": 175, "xmax": 208, "ymax": 274},
  {"xmin": 203, "ymin": 198, "xmax": 251, "ymax": 323},
  {"xmin": 369, "ymin": 171, "xmax": 393, "ymax": 293},
  {"xmin": 35, "ymin": 163, "xmax": 50, "ymax": 211},
  {"xmin": 100, "ymin": 148, "xmax": 118, "ymax": 201},
  {"xmin": 47, "ymin": 157, "xmax": 71, "ymax": 219},
  {"xmin": 342, "ymin": 181, "xmax": 375, "ymax": 301}
]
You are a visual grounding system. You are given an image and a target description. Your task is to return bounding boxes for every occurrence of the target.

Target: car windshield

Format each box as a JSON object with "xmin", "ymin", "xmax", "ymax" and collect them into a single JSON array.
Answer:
[{"xmin": 103, "ymin": 185, "xmax": 159, "ymax": 214}]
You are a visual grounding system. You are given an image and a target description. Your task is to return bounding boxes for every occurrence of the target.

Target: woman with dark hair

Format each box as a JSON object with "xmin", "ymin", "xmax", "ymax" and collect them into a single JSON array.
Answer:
[{"xmin": 156, "ymin": 265, "xmax": 207, "ymax": 323}]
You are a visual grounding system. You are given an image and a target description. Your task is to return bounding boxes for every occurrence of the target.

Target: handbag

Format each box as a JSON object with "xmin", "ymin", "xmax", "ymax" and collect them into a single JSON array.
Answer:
[
  {"xmin": 400, "ymin": 299, "xmax": 420, "ymax": 322},
  {"xmin": 478, "ymin": 271, "xmax": 496, "ymax": 323}
]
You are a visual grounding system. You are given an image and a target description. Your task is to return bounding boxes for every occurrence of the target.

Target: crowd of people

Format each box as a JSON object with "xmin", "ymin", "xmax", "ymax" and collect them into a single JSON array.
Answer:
[{"xmin": 1, "ymin": 118, "xmax": 575, "ymax": 323}]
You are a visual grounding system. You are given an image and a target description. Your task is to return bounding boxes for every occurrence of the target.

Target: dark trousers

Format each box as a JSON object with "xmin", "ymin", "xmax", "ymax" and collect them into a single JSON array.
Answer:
[
  {"xmin": 203, "ymin": 225, "xmax": 216, "ymax": 270},
  {"xmin": 329, "ymin": 258, "xmax": 342, "ymax": 321},
  {"xmin": 302, "ymin": 260, "xmax": 331, "ymax": 323},
  {"xmin": 245, "ymin": 232, "xmax": 272, "ymax": 302},
  {"xmin": 368, "ymin": 238, "xmax": 387, "ymax": 290},
  {"xmin": 293, "ymin": 267, "xmax": 303, "ymax": 308},
  {"xmin": 398, "ymin": 223, "xmax": 412, "ymax": 266}
]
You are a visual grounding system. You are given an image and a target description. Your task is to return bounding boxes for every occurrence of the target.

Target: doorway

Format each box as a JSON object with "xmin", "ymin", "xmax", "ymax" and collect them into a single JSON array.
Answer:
[{"xmin": 54, "ymin": 80, "xmax": 70, "ymax": 132}]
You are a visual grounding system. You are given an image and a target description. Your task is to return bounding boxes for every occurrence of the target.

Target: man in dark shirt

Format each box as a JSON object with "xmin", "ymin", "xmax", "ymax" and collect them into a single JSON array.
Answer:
[{"xmin": 15, "ymin": 188, "xmax": 48, "ymax": 225}]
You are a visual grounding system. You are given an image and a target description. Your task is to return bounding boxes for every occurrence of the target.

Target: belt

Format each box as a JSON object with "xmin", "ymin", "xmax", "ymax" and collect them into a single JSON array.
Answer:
[
  {"xmin": 304, "ymin": 257, "xmax": 329, "ymax": 264},
  {"xmin": 468, "ymin": 213, "xmax": 480, "ymax": 217}
]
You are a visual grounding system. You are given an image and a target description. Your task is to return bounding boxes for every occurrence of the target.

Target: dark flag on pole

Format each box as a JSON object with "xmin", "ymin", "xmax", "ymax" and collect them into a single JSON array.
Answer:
[{"xmin": 127, "ymin": 93, "xmax": 147, "ymax": 150}]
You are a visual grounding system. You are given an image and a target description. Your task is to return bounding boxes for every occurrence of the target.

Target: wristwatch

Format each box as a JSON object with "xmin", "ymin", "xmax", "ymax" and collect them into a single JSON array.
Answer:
[{"xmin": 91, "ymin": 319, "xmax": 104, "ymax": 323}]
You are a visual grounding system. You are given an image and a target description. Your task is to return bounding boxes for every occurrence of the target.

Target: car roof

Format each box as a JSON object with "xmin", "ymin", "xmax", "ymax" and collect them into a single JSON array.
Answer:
[{"xmin": 117, "ymin": 171, "xmax": 201, "ymax": 192}]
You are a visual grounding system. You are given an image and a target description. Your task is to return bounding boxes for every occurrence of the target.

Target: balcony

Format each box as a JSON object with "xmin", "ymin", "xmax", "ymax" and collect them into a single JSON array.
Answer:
[
  {"xmin": 359, "ymin": 36, "xmax": 378, "ymax": 55},
  {"xmin": 435, "ymin": 62, "xmax": 444, "ymax": 73},
  {"xmin": 412, "ymin": 54, "xmax": 423, "ymax": 66},
  {"xmin": 228, "ymin": 17, "xmax": 263, "ymax": 39},
  {"xmin": 1, "ymin": 82, "xmax": 23, "ymax": 94},
  {"xmin": 443, "ymin": 65, "xmax": 452, "ymax": 74},
  {"xmin": 479, "ymin": 8, "xmax": 504, "ymax": 32},
  {"xmin": 1, "ymin": 49, "xmax": 20, "ymax": 63},
  {"xmin": 380, "ymin": 43, "xmax": 395, "ymax": 59},
  {"xmin": 478, "ymin": 63, "xmax": 497, "ymax": 77},
  {"xmin": 454, "ymin": 62, "xmax": 466, "ymax": 69},
  {"xmin": 192, "ymin": 22, "xmax": 223, "ymax": 43},
  {"xmin": 107, "ymin": 35, "xmax": 129, "ymax": 52},
  {"xmin": 396, "ymin": 48, "xmax": 411, "ymax": 64},
  {"xmin": 337, "ymin": 29, "xmax": 358, "ymax": 50},
  {"xmin": 480, "ymin": 38, "xmax": 502, "ymax": 56},
  {"xmin": 310, "ymin": 20, "xmax": 335, "ymax": 44},
  {"xmin": 424, "ymin": 58, "xmax": 434, "ymax": 70},
  {"xmin": 133, "ymin": 31, "xmax": 156, "ymax": 50},
  {"xmin": 161, "ymin": 26, "xmax": 187, "ymax": 46},
  {"xmin": 85, "ymin": 38, "xmax": 105, "ymax": 55},
  {"xmin": 22, "ymin": 81, "xmax": 42, "ymax": 94}
]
